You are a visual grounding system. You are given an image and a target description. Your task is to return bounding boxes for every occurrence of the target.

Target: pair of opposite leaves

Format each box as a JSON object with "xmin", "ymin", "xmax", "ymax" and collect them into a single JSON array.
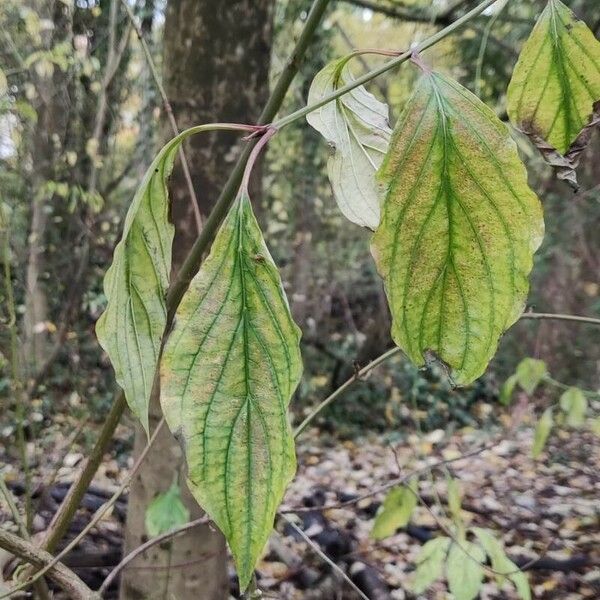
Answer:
[
  {"xmin": 95, "ymin": 0, "xmax": 599, "ymax": 590},
  {"xmin": 309, "ymin": 0, "xmax": 600, "ymax": 384},
  {"xmin": 97, "ymin": 140, "xmax": 301, "ymax": 590}
]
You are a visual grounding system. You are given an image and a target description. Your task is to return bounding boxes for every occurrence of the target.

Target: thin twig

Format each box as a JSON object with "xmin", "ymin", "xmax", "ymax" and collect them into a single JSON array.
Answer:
[
  {"xmin": 88, "ymin": 0, "xmax": 131, "ymax": 196},
  {"xmin": 474, "ymin": 0, "xmax": 507, "ymax": 96},
  {"xmin": 98, "ymin": 516, "xmax": 210, "ymax": 595},
  {"xmin": 0, "ymin": 200, "xmax": 32, "ymax": 531},
  {"xmin": 40, "ymin": 392, "xmax": 127, "ymax": 554},
  {"xmin": 294, "ymin": 309, "xmax": 600, "ymax": 437},
  {"xmin": 294, "ymin": 347, "xmax": 402, "ymax": 438},
  {"xmin": 0, "ymin": 420, "xmax": 166, "ymax": 599},
  {"xmin": 502, "ymin": 521, "xmax": 564, "ymax": 574},
  {"xmin": 279, "ymin": 513, "xmax": 370, "ymax": 600},
  {"xmin": 543, "ymin": 375, "xmax": 599, "ymax": 397},
  {"xmin": 520, "ymin": 312, "xmax": 600, "ymax": 326},
  {"xmin": 118, "ymin": 0, "xmax": 203, "ymax": 233},
  {"xmin": 0, "ymin": 528, "xmax": 97, "ymax": 600},
  {"xmin": 0, "ymin": 476, "xmax": 28, "ymax": 540},
  {"xmin": 39, "ymin": 416, "xmax": 90, "ymax": 503},
  {"xmin": 334, "ymin": 23, "xmax": 390, "ymax": 98},
  {"xmin": 341, "ymin": 0, "xmax": 532, "ymax": 25},
  {"xmin": 280, "ymin": 443, "xmax": 492, "ymax": 513},
  {"xmin": 273, "ymin": 0, "xmax": 501, "ymax": 129}
]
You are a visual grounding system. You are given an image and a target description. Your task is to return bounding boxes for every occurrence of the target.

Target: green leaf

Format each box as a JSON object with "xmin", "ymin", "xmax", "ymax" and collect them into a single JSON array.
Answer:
[
  {"xmin": 506, "ymin": 0, "xmax": 600, "ymax": 188},
  {"xmin": 95, "ymin": 135, "xmax": 180, "ymax": 434},
  {"xmin": 160, "ymin": 192, "xmax": 302, "ymax": 591},
  {"xmin": 532, "ymin": 407, "xmax": 553, "ymax": 458},
  {"xmin": 96, "ymin": 124, "xmax": 217, "ymax": 433},
  {"xmin": 559, "ymin": 386, "xmax": 587, "ymax": 427},
  {"xmin": 447, "ymin": 476, "xmax": 463, "ymax": 526},
  {"xmin": 411, "ymin": 536, "xmax": 450, "ymax": 594},
  {"xmin": 500, "ymin": 373, "xmax": 518, "ymax": 406},
  {"xmin": 371, "ymin": 71, "xmax": 544, "ymax": 385},
  {"xmin": 306, "ymin": 56, "xmax": 392, "ymax": 229},
  {"xmin": 515, "ymin": 358, "xmax": 547, "ymax": 395},
  {"xmin": 590, "ymin": 417, "xmax": 600, "ymax": 436},
  {"xmin": 145, "ymin": 481, "xmax": 190, "ymax": 538},
  {"xmin": 371, "ymin": 477, "xmax": 418, "ymax": 540},
  {"xmin": 446, "ymin": 541, "xmax": 485, "ymax": 600},
  {"xmin": 472, "ymin": 527, "xmax": 530, "ymax": 600}
]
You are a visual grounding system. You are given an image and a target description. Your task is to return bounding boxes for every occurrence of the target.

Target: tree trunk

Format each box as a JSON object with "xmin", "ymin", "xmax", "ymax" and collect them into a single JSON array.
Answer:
[
  {"xmin": 23, "ymin": 0, "xmax": 71, "ymax": 374},
  {"xmin": 119, "ymin": 2, "xmax": 274, "ymax": 599}
]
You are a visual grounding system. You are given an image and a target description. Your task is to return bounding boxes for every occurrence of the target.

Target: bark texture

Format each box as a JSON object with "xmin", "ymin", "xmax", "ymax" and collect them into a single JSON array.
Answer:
[
  {"xmin": 120, "ymin": 2, "xmax": 275, "ymax": 599},
  {"xmin": 163, "ymin": 0, "xmax": 275, "ymax": 265}
]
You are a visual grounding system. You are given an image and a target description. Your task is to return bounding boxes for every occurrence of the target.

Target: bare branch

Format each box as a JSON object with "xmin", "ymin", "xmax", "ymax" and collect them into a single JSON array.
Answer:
[
  {"xmin": 294, "ymin": 310, "xmax": 600, "ymax": 438},
  {"xmin": 0, "ymin": 528, "xmax": 97, "ymax": 600},
  {"xmin": 341, "ymin": 0, "xmax": 532, "ymax": 25},
  {"xmin": 520, "ymin": 311, "xmax": 600, "ymax": 326},
  {"xmin": 98, "ymin": 517, "xmax": 210, "ymax": 595},
  {"xmin": 0, "ymin": 421, "xmax": 166, "ymax": 599},
  {"xmin": 279, "ymin": 513, "xmax": 370, "ymax": 600},
  {"xmin": 281, "ymin": 443, "xmax": 493, "ymax": 513},
  {"xmin": 294, "ymin": 347, "xmax": 402, "ymax": 438}
]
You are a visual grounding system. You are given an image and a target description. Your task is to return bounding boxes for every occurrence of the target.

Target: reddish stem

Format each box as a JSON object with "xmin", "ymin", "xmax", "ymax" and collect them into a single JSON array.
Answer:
[
  {"xmin": 240, "ymin": 127, "xmax": 278, "ymax": 194},
  {"xmin": 410, "ymin": 50, "xmax": 433, "ymax": 73}
]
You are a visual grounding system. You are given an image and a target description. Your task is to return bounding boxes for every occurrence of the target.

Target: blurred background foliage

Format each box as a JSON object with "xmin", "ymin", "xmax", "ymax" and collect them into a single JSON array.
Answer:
[{"xmin": 0, "ymin": 0, "xmax": 598, "ymax": 449}]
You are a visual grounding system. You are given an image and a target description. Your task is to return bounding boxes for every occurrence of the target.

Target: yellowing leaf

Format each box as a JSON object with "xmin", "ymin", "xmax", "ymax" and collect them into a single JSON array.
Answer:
[
  {"xmin": 447, "ymin": 476, "xmax": 463, "ymax": 526},
  {"xmin": 371, "ymin": 71, "xmax": 544, "ymax": 385},
  {"xmin": 145, "ymin": 481, "xmax": 190, "ymax": 538},
  {"xmin": 446, "ymin": 541, "xmax": 485, "ymax": 600},
  {"xmin": 160, "ymin": 193, "xmax": 302, "ymax": 591},
  {"xmin": 371, "ymin": 477, "xmax": 418, "ymax": 540},
  {"xmin": 515, "ymin": 357, "xmax": 547, "ymax": 395},
  {"xmin": 472, "ymin": 527, "xmax": 531, "ymax": 600},
  {"xmin": 307, "ymin": 56, "xmax": 392, "ymax": 229},
  {"xmin": 500, "ymin": 373, "xmax": 518, "ymax": 405},
  {"xmin": 507, "ymin": 0, "xmax": 600, "ymax": 188},
  {"xmin": 96, "ymin": 125, "xmax": 216, "ymax": 433},
  {"xmin": 96, "ymin": 135, "xmax": 179, "ymax": 433},
  {"xmin": 559, "ymin": 386, "xmax": 587, "ymax": 427},
  {"xmin": 411, "ymin": 536, "xmax": 450, "ymax": 594},
  {"xmin": 532, "ymin": 407, "xmax": 553, "ymax": 458}
]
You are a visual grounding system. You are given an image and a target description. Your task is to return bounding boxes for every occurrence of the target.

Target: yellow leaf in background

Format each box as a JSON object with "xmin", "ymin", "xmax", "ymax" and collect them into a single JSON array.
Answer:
[
  {"xmin": 532, "ymin": 408, "xmax": 553, "ymax": 458},
  {"xmin": 371, "ymin": 477, "xmax": 418, "ymax": 539},
  {"xmin": 507, "ymin": 0, "xmax": 600, "ymax": 188},
  {"xmin": 559, "ymin": 387, "xmax": 588, "ymax": 427},
  {"xmin": 446, "ymin": 541, "xmax": 485, "ymax": 600},
  {"xmin": 447, "ymin": 477, "xmax": 463, "ymax": 526}
]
